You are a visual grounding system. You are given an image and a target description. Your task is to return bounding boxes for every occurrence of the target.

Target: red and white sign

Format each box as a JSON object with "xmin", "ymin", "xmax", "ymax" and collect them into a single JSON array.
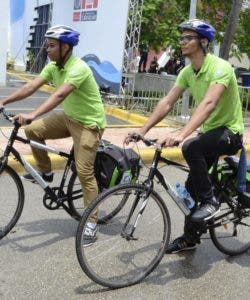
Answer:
[{"xmin": 82, "ymin": 0, "xmax": 98, "ymax": 10}]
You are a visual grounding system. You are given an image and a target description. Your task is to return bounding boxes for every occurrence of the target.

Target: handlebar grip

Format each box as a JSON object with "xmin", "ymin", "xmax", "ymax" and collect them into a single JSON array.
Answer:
[
  {"xmin": 130, "ymin": 133, "xmax": 142, "ymax": 142},
  {"xmin": 144, "ymin": 139, "xmax": 157, "ymax": 146}
]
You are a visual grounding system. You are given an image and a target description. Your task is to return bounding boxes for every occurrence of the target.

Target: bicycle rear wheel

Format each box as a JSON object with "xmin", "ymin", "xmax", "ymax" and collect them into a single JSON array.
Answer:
[
  {"xmin": 210, "ymin": 199, "xmax": 250, "ymax": 256},
  {"xmin": 67, "ymin": 172, "xmax": 83, "ymax": 220},
  {"xmin": 67, "ymin": 172, "xmax": 127, "ymax": 222},
  {"xmin": 76, "ymin": 183, "xmax": 170, "ymax": 288},
  {"xmin": 0, "ymin": 165, "xmax": 24, "ymax": 240}
]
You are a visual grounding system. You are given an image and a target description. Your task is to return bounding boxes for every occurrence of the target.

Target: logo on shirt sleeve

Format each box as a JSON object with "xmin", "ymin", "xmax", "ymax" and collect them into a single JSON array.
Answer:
[
  {"xmin": 215, "ymin": 68, "xmax": 224, "ymax": 78},
  {"xmin": 68, "ymin": 70, "xmax": 78, "ymax": 78}
]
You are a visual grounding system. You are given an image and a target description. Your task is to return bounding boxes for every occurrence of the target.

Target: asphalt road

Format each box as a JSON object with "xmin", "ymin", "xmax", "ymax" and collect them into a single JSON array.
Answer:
[{"xmin": 0, "ymin": 167, "xmax": 250, "ymax": 300}]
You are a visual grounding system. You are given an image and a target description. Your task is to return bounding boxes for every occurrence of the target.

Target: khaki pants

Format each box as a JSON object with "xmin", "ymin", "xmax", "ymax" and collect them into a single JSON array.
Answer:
[{"xmin": 24, "ymin": 112, "xmax": 103, "ymax": 222}]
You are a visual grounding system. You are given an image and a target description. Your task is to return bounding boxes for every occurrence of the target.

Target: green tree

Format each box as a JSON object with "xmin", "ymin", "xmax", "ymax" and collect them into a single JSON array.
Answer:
[
  {"xmin": 140, "ymin": 0, "xmax": 248, "ymax": 60},
  {"xmin": 140, "ymin": 0, "xmax": 190, "ymax": 52},
  {"xmin": 235, "ymin": 7, "xmax": 250, "ymax": 60}
]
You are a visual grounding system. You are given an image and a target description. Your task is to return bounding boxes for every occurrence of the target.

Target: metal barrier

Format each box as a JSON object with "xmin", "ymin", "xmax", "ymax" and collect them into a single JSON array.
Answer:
[
  {"xmin": 105, "ymin": 73, "xmax": 191, "ymax": 124},
  {"xmin": 104, "ymin": 73, "xmax": 250, "ymax": 126},
  {"xmin": 239, "ymin": 86, "xmax": 250, "ymax": 126}
]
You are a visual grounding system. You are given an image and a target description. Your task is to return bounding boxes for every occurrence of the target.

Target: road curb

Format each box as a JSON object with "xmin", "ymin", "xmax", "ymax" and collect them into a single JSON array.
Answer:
[
  {"xmin": 7, "ymin": 149, "xmax": 183, "ymax": 174},
  {"xmin": 104, "ymin": 106, "xmax": 171, "ymax": 127},
  {"xmin": 8, "ymin": 154, "xmax": 67, "ymax": 174},
  {"xmin": 8, "ymin": 145, "xmax": 250, "ymax": 174}
]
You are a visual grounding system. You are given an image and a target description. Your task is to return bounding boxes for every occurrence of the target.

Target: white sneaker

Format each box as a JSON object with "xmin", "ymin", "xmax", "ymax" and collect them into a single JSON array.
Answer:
[{"xmin": 83, "ymin": 224, "xmax": 98, "ymax": 247}]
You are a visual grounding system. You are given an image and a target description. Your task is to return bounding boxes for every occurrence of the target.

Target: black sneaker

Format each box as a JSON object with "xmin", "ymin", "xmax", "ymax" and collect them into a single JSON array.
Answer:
[
  {"xmin": 165, "ymin": 236, "xmax": 197, "ymax": 254},
  {"xmin": 83, "ymin": 224, "xmax": 98, "ymax": 247},
  {"xmin": 21, "ymin": 171, "xmax": 54, "ymax": 183},
  {"xmin": 191, "ymin": 202, "xmax": 220, "ymax": 223}
]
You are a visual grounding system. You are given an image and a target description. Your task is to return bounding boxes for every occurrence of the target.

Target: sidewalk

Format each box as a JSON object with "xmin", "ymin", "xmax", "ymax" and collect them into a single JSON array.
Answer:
[{"xmin": 1, "ymin": 124, "xmax": 250, "ymax": 173}]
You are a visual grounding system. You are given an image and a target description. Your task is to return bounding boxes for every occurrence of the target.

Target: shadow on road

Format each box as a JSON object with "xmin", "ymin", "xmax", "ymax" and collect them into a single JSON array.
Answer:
[{"xmin": 0, "ymin": 218, "xmax": 78, "ymax": 252}]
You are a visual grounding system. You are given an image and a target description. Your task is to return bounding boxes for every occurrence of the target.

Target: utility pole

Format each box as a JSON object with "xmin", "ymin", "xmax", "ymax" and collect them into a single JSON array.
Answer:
[
  {"xmin": 0, "ymin": 0, "xmax": 10, "ymax": 86},
  {"xmin": 181, "ymin": 0, "xmax": 197, "ymax": 121},
  {"xmin": 189, "ymin": 0, "xmax": 197, "ymax": 19}
]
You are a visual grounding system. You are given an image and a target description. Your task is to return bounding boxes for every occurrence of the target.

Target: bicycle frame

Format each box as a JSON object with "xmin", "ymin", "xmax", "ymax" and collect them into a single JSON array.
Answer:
[
  {"xmin": 137, "ymin": 141, "xmax": 249, "ymax": 233},
  {"xmin": 0, "ymin": 116, "xmax": 75, "ymax": 213},
  {"xmin": 146, "ymin": 148, "xmax": 192, "ymax": 216},
  {"xmin": 120, "ymin": 148, "xmax": 193, "ymax": 239}
]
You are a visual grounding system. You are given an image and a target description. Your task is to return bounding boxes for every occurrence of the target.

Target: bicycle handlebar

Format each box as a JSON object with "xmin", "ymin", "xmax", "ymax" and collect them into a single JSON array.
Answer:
[
  {"xmin": 0, "ymin": 107, "xmax": 31, "ymax": 126},
  {"xmin": 0, "ymin": 107, "xmax": 15, "ymax": 122},
  {"xmin": 129, "ymin": 133, "xmax": 157, "ymax": 147},
  {"xmin": 129, "ymin": 133, "xmax": 179, "ymax": 148}
]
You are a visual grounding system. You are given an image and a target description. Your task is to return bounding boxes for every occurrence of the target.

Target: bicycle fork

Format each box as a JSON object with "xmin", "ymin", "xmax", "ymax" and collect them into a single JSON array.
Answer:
[{"xmin": 121, "ymin": 184, "xmax": 153, "ymax": 241}]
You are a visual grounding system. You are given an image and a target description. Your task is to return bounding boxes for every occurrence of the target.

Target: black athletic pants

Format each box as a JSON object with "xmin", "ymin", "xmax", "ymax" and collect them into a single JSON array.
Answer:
[{"xmin": 182, "ymin": 126, "xmax": 242, "ymax": 243}]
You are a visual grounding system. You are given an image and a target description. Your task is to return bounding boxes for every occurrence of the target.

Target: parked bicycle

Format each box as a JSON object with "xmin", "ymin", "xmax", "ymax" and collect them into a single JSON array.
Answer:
[
  {"xmin": 76, "ymin": 134, "xmax": 250, "ymax": 289},
  {"xmin": 0, "ymin": 108, "xmax": 128, "ymax": 240}
]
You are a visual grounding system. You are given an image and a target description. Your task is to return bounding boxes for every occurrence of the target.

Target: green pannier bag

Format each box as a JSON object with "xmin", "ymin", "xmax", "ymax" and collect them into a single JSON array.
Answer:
[{"xmin": 210, "ymin": 154, "xmax": 250, "ymax": 208}]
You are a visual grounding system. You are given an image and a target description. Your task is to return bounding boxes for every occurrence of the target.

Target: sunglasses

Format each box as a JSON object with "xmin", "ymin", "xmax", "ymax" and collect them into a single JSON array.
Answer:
[{"xmin": 179, "ymin": 35, "xmax": 200, "ymax": 42}]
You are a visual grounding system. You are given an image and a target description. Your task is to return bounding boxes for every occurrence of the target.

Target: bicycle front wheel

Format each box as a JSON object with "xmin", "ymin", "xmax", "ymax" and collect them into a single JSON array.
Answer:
[
  {"xmin": 210, "ymin": 200, "xmax": 250, "ymax": 256},
  {"xmin": 0, "ymin": 165, "xmax": 24, "ymax": 240},
  {"xmin": 67, "ymin": 172, "xmax": 127, "ymax": 222},
  {"xmin": 76, "ymin": 183, "xmax": 170, "ymax": 289}
]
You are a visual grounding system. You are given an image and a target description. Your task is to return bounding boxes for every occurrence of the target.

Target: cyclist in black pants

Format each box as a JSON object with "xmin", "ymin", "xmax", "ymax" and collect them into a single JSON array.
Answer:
[{"xmin": 125, "ymin": 19, "xmax": 244, "ymax": 253}]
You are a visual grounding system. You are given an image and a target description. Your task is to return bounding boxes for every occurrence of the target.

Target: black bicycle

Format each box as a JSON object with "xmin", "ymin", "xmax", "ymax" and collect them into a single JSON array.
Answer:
[
  {"xmin": 76, "ymin": 135, "xmax": 250, "ymax": 289},
  {"xmin": 0, "ymin": 108, "xmax": 122, "ymax": 240}
]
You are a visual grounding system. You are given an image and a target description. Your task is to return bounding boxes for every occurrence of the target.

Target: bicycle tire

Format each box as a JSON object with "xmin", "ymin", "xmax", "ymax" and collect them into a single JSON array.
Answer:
[
  {"xmin": 209, "ymin": 199, "xmax": 250, "ymax": 256},
  {"xmin": 76, "ymin": 183, "xmax": 171, "ymax": 289},
  {"xmin": 0, "ymin": 165, "xmax": 24, "ymax": 240},
  {"xmin": 67, "ymin": 172, "xmax": 83, "ymax": 220},
  {"xmin": 67, "ymin": 172, "xmax": 127, "ymax": 223}
]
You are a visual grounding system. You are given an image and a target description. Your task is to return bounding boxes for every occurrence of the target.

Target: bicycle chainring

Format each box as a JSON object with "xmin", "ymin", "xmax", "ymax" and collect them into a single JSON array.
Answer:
[{"xmin": 43, "ymin": 187, "xmax": 61, "ymax": 210}]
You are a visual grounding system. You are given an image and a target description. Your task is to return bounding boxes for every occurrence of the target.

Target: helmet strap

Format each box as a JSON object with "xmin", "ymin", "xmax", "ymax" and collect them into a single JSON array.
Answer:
[
  {"xmin": 199, "ymin": 37, "xmax": 209, "ymax": 55},
  {"xmin": 56, "ymin": 41, "xmax": 72, "ymax": 69}
]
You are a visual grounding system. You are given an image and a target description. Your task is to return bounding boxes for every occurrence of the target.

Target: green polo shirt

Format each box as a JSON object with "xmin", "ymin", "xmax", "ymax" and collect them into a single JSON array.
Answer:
[
  {"xmin": 175, "ymin": 53, "xmax": 243, "ymax": 134},
  {"xmin": 40, "ymin": 55, "xmax": 106, "ymax": 129}
]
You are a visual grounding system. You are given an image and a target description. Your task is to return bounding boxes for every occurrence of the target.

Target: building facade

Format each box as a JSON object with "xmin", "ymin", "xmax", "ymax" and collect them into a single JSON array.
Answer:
[{"xmin": 10, "ymin": 0, "xmax": 130, "ymax": 93}]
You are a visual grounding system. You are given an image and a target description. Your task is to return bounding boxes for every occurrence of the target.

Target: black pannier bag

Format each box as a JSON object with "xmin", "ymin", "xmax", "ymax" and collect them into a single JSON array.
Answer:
[{"xmin": 94, "ymin": 140, "xmax": 141, "ymax": 191}]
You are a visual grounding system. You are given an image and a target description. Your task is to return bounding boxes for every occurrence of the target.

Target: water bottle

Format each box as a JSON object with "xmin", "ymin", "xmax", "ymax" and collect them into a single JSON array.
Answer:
[
  {"xmin": 120, "ymin": 170, "xmax": 132, "ymax": 184},
  {"xmin": 175, "ymin": 182, "xmax": 195, "ymax": 209}
]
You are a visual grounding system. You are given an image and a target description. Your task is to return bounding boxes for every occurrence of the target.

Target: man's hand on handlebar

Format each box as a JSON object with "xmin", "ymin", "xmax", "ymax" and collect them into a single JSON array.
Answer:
[
  {"xmin": 123, "ymin": 130, "xmax": 145, "ymax": 145},
  {"xmin": 156, "ymin": 133, "xmax": 183, "ymax": 149},
  {"xmin": 12, "ymin": 112, "xmax": 35, "ymax": 125},
  {"xmin": 124, "ymin": 130, "xmax": 183, "ymax": 149}
]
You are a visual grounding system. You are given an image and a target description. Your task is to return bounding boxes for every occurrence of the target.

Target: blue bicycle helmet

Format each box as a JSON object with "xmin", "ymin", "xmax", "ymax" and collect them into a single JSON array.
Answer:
[
  {"xmin": 45, "ymin": 25, "xmax": 80, "ymax": 46},
  {"xmin": 179, "ymin": 19, "xmax": 216, "ymax": 42}
]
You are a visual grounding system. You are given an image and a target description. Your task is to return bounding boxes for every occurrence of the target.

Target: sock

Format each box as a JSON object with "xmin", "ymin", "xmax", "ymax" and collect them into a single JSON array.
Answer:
[
  {"xmin": 87, "ymin": 222, "xmax": 97, "ymax": 230},
  {"xmin": 44, "ymin": 172, "xmax": 53, "ymax": 176}
]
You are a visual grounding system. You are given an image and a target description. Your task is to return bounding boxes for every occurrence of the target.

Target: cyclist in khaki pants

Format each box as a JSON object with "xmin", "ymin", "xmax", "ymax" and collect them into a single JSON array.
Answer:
[{"xmin": 0, "ymin": 25, "xmax": 106, "ymax": 247}]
